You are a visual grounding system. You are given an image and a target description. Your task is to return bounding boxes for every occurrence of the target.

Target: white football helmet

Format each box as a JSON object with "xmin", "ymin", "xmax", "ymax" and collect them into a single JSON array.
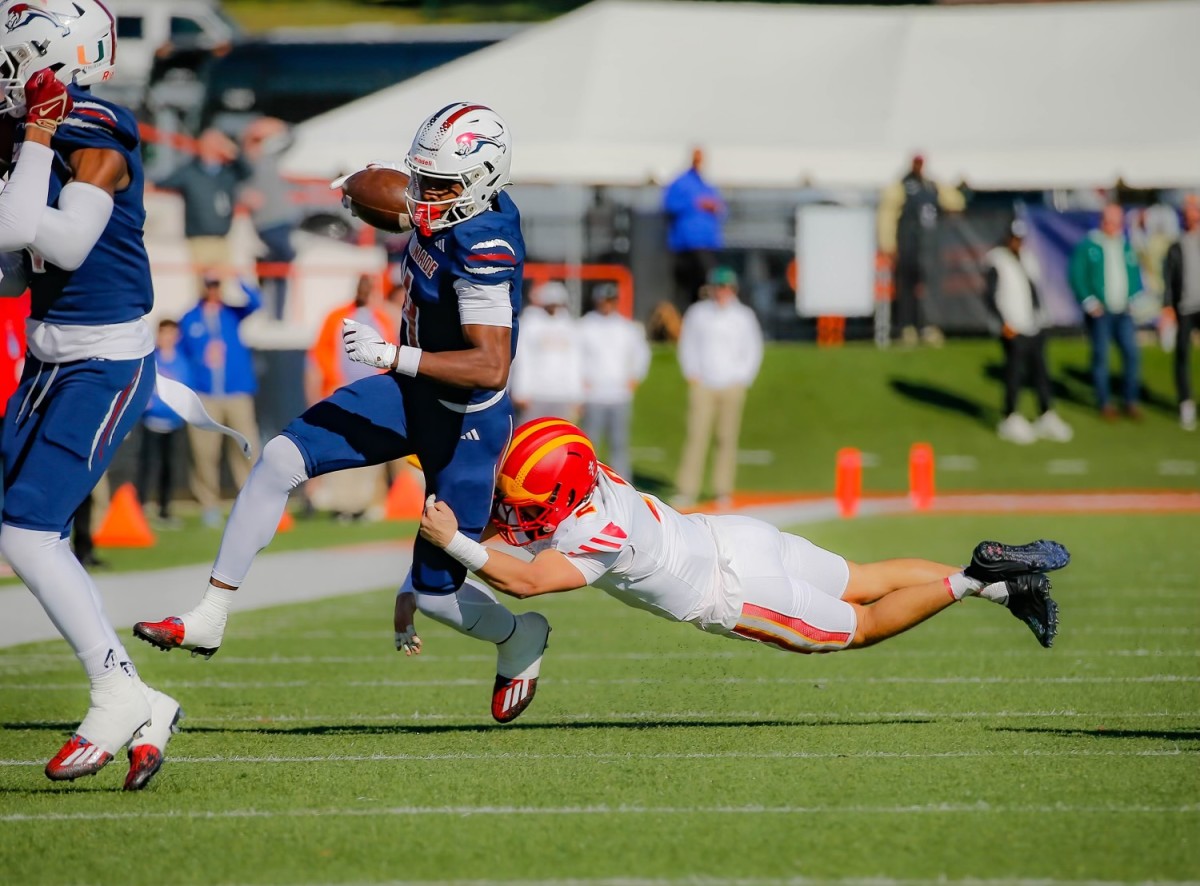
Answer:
[
  {"xmin": 404, "ymin": 102, "xmax": 512, "ymax": 233},
  {"xmin": 0, "ymin": 0, "xmax": 117, "ymax": 117}
]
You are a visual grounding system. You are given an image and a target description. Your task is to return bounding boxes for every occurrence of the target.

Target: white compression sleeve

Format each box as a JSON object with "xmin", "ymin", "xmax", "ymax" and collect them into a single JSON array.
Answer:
[
  {"xmin": 30, "ymin": 182, "xmax": 114, "ymax": 271},
  {"xmin": 0, "ymin": 524, "xmax": 134, "ymax": 680},
  {"xmin": 210, "ymin": 436, "xmax": 309, "ymax": 586},
  {"xmin": 0, "ymin": 141, "xmax": 53, "ymax": 251},
  {"xmin": 415, "ymin": 579, "xmax": 517, "ymax": 643}
]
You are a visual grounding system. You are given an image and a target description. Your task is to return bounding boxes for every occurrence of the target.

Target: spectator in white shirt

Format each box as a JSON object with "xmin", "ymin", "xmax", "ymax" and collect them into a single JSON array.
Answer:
[
  {"xmin": 673, "ymin": 267, "xmax": 763, "ymax": 509},
  {"xmin": 983, "ymin": 222, "xmax": 1072, "ymax": 445},
  {"xmin": 511, "ymin": 281, "xmax": 585, "ymax": 425},
  {"xmin": 579, "ymin": 284, "xmax": 651, "ymax": 479}
]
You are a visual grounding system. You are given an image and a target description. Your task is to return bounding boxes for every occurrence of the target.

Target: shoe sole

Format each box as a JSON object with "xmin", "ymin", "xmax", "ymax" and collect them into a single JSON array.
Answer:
[
  {"xmin": 132, "ymin": 622, "xmax": 219, "ymax": 659},
  {"xmin": 1008, "ymin": 576, "xmax": 1060, "ymax": 649},
  {"xmin": 972, "ymin": 540, "xmax": 1070, "ymax": 578}
]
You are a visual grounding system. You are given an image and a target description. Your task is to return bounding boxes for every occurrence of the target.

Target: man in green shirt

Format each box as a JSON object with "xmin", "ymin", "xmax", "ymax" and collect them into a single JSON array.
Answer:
[{"xmin": 1069, "ymin": 203, "xmax": 1144, "ymax": 420}]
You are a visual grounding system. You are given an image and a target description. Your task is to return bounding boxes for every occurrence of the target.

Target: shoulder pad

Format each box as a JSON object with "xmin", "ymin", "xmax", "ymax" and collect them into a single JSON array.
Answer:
[
  {"xmin": 449, "ymin": 210, "xmax": 524, "ymax": 284},
  {"xmin": 55, "ymin": 92, "xmax": 139, "ymax": 154}
]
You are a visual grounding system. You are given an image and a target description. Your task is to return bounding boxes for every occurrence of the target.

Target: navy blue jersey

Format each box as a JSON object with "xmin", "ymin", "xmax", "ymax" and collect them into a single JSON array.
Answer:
[
  {"xmin": 396, "ymin": 191, "xmax": 523, "ymax": 406},
  {"xmin": 18, "ymin": 85, "xmax": 152, "ymax": 325}
]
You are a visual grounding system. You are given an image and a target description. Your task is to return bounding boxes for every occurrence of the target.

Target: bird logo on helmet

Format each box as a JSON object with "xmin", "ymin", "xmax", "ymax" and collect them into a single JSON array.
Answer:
[
  {"xmin": 0, "ymin": 0, "xmax": 116, "ymax": 117},
  {"xmin": 493, "ymin": 418, "xmax": 599, "ymax": 547}
]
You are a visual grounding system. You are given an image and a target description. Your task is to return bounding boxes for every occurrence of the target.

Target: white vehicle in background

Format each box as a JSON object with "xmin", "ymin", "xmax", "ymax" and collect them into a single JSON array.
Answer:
[{"xmin": 96, "ymin": 0, "xmax": 241, "ymax": 107}]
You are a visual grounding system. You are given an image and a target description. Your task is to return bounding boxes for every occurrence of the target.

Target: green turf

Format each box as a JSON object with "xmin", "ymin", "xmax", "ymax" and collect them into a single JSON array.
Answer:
[
  {"xmin": 0, "ymin": 513, "xmax": 1195, "ymax": 884},
  {"xmin": 628, "ymin": 339, "xmax": 1198, "ymax": 496}
]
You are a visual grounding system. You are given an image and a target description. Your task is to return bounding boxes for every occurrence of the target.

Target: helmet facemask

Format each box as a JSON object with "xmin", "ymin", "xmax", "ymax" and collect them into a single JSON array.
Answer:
[{"xmin": 0, "ymin": 42, "xmax": 47, "ymax": 117}]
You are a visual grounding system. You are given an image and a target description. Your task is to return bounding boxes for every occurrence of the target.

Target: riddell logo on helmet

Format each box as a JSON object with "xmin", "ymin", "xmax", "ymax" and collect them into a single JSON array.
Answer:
[
  {"xmin": 410, "ymin": 155, "xmax": 434, "ymax": 167},
  {"xmin": 5, "ymin": 3, "xmax": 78, "ymax": 36}
]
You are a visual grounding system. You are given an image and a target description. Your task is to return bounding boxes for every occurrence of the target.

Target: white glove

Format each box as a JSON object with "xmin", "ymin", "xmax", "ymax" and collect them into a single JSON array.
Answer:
[{"xmin": 342, "ymin": 318, "xmax": 397, "ymax": 370}]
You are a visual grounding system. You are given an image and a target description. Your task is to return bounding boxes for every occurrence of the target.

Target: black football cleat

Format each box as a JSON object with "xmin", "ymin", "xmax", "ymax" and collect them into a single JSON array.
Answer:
[
  {"xmin": 1004, "ymin": 573, "xmax": 1059, "ymax": 648},
  {"xmin": 965, "ymin": 539, "xmax": 1070, "ymax": 585}
]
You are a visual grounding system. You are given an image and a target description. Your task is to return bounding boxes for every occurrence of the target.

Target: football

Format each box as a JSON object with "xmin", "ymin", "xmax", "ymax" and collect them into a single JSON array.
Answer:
[{"xmin": 339, "ymin": 166, "xmax": 413, "ymax": 233}]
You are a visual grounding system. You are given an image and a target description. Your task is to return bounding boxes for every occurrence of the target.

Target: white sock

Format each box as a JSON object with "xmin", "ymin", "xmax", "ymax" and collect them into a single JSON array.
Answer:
[
  {"xmin": 185, "ymin": 583, "xmax": 237, "ymax": 634},
  {"xmin": 978, "ymin": 581, "xmax": 1010, "ymax": 604},
  {"xmin": 211, "ymin": 435, "xmax": 308, "ymax": 586},
  {"xmin": 417, "ymin": 579, "xmax": 517, "ymax": 644},
  {"xmin": 946, "ymin": 572, "xmax": 985, "ymax": 601},
  {"xmin": 1, "ymin": 524, "xmax": 135, "ymax": 680}
]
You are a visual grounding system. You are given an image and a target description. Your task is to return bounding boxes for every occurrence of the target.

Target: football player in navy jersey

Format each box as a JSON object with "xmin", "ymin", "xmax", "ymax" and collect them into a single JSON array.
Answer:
[
  {"xmin": 136, "ymin": 103, "xmax": 552, "ymax": 724},
  {"xmin": 0, "ymin": 0, "xmax": 181, "ymax": 788}
]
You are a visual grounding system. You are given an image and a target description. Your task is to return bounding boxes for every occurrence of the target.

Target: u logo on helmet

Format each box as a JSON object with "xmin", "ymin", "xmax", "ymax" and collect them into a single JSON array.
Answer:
[{"xmin": 76, "ymin": 37, "xmax": 105, "ymax": 64}]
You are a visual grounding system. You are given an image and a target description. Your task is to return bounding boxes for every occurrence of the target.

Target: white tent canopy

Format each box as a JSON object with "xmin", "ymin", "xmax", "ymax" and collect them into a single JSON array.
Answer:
[{"xmin": 283, "ymin": 0, "xmax": 1200, "ymax": 190}]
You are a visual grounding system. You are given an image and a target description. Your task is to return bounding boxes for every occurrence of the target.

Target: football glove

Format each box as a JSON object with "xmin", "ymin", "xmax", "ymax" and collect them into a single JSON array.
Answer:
[
  {"xmin": 24, "ymin": 69, "xmax": 71, "ymax": 134},
  {"xmin": 394, "ymin": 592, "xmax": 422, "ymax": 656},
  {"xmin": 342, "ymin": 318, "xmax": 397, "ymax": 370}
]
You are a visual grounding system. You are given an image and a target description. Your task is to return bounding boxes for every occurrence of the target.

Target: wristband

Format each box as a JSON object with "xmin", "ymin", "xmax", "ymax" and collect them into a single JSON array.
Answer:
[
  {"xmin": 444, "ymin": 531, "xmax": 489, "ymax": 571},
  {"xmin": 392, "ymin": 345, "xmax": 422, "ymax": 377}
]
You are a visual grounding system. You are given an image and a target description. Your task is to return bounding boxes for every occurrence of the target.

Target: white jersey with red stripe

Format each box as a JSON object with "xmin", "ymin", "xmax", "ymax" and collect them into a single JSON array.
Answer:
[
  {"xmin": 530, "ymin": 467, "xmax": 857, "ymax": 652},
  {"xmin": 532, "ymin": 468, "xmax": 730, "ymax": 629}
]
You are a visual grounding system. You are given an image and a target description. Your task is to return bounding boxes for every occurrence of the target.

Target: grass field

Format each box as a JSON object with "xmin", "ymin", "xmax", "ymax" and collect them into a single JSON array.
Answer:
[
  {"xmin": 1, "ymin": 512, "xmax": 1196, "ymax": 884},
  {"xmin": 627, "ymin": 339, "xmax": 1198, "ymax": 497}
]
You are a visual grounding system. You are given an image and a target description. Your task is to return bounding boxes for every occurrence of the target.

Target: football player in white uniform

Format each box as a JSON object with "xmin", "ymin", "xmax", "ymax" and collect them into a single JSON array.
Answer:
[{"xmin": 419, "ymin": 418, "xmax": 1067, "ymax": 691}]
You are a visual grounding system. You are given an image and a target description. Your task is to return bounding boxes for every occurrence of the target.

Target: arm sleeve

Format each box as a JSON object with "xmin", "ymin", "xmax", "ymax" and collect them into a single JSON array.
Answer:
[
  {"xmin": 0, "ymin": 141, "xmax": 54, "ymax": 251},
  {"xmin": 28, "ymin": 181, "xmax": 114, "ymax": 271},
  {"xmin": 1067, "ymin": 243, "xmax": 1090, "ymax": 303},
  {"xmin": 233, "ymin": 279, "xmax": 263, "ymax": 320},
  {"xmin": 1163, "ymin": 244, "xmax": 1181, "ymax": 310},
  {"xmin": 742, "ymin": 311, "xmax": 764, "ymax": 383},
  {"xmin": 454, "ymin": 279, "xmax": 513, "ymax": 327},
  {"xmin": 630, "ymin": 324, "xmax": 651, "ymax": 382},
  {"xmin": 676, "ymin": 308, "xmax": 700, "ymax": 379}
]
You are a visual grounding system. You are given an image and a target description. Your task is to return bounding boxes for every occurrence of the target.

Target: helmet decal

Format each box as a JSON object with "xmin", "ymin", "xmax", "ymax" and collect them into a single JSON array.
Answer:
[{"xmin": 5, "ymin": 2, "xmax": 81, "ymax": 36}]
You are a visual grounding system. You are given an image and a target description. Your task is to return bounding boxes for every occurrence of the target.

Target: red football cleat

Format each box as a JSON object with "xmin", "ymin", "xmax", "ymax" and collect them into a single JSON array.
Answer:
[
  {"xmin": 133, "ymin": 616, "xmax": 219, "ymax": 658},
  {"xmin": 491, "ymin": 612, "xmax": 550, "ymax": 724},
  {"xmin": 45, "ymin": 735, "xmax": 113, "ymax": 781}
]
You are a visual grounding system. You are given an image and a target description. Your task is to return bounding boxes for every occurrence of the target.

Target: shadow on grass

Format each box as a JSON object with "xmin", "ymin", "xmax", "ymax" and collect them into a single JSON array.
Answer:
[
  {"xmin": 889, "ymin": 378, "xmax": 995, "ymax": 428},
  {"xmin": 981, "ymin": 361, "xmax": 1096, "ymax": 411},
  {"xmin": 993, "ymin": 725, "xmax": 1200, "ymax": 741},
  {"xmin": 1060, "ymin": 365, "xmax": 1176, "ymax": 415},
  {"xmin": 0, "ymin": 716, "xmax": 939, "ymax": 738},
  {"xmin": 197, "ymin": 716, "xmax": 938, "ymax": 736}
]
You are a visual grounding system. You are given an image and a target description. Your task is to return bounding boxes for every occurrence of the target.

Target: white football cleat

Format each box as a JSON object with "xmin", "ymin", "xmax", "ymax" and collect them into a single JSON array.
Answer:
[
  {"xmin": 1033, "ymin": 410, "xmax": 1074, "ymax": 443},
  {"xmin": 492, "ymin": 612, "xmax": 550, "ymax": 723},
  {"xmin": 124, "ymin": 685, "xmax": 183, "ymax": 791},
  {"xmin": 133, "ymin": 610, "xmax": 225, "ymax": 658},
  {"xmin": 997, "ymin": 413, "xmax": 1036, "ymax": 445},
  {"xmin": 45, "ymin": 673, "xmax": 151, "ymax": 782}
]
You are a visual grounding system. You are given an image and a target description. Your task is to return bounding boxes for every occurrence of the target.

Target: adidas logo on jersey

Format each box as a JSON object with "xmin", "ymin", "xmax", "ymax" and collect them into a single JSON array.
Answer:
[{"xmin": 460, "ymin": 429, "xmax": 481, "ymax": 441}]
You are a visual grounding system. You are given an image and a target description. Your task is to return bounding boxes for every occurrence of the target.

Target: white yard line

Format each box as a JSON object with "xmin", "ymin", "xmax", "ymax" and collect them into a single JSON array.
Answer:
[
  {"xmin": 2, "ymin": 802, "xmax": 1197, "ymax": 824},
  {"xmin": 5, "ymin": 675, "xmax": 1199, "ymax": 692}
]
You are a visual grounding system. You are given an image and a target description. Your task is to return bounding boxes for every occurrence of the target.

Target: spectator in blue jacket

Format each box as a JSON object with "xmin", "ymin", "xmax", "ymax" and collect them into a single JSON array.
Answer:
[
  {"xmin": 663, "ymin": 147, "xmax": 725, "ymax": 306},
  {"xmin": 137, "ymin": 319, "xmax": 192, "ymax": 528},
  {"xmin": 178, "ymin": 270, "xmax": 262, "ymax": 527}
]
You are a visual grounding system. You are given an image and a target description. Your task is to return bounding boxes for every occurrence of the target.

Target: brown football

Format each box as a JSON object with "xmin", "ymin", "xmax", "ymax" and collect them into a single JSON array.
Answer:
[{"xmin": 340, "ymin": 166, "xmax": 412, "ymax": 233}]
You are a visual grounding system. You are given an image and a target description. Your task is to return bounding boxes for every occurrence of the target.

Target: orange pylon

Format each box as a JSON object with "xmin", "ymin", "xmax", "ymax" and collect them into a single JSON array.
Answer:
[
  {"xmin": 834, "ymin": 448, "xmax": 862, "ymax": 519},
  {"xmin": 93, "ymin": 483, "xmax": 156, "ymax": 548},
  {"xmin": 384, "ymin": 468, "xmax": 425, "ymax": 520},
  {"xmin": 277, "ymin": 509, "xmax": 294, "ymax": 533}
]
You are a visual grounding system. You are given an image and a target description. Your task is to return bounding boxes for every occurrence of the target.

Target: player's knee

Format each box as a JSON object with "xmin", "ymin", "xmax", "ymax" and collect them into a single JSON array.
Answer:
[
  {"xmin": 847, "ymin": 604, "xmax": 878, "ymax": 649},
  {"xmin": 255, "ymin": 436, "xmax": 308, "ymax": 492}
]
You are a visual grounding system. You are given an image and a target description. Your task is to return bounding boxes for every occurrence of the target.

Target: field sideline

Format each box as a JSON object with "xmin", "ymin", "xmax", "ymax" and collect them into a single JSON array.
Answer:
[{"xmin": 0, "ymin": 511, "xmax": 1195, "ymax": 884}]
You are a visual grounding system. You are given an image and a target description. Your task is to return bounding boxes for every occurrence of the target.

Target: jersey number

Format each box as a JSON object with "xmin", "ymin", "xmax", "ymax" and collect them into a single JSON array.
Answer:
[{"xmin": 399, "ymin": 262, "xmax": 420, "ymax": 347}]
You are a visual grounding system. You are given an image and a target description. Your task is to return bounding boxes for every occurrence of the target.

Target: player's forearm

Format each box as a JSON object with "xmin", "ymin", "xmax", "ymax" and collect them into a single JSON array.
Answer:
[
  {"xmin": 0, "ymin": 140, "xmax": 53, "ymax": 251},
  {"xmin": 413, "ymin": 348, "xmax": 510, "ymax": 391}
]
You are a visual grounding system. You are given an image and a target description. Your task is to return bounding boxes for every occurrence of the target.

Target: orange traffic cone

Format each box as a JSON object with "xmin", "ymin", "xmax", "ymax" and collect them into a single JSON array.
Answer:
[
  {"xmin": 384, "ymin": 468, "xmax": 425, "ymax": 520},
  {"xmin": 93, "ymin": 483, "xmax": 156, "ymax": 548},
  {"xmin": 277, "ymin": 509, "xmax": 294, "ymax": 533}
]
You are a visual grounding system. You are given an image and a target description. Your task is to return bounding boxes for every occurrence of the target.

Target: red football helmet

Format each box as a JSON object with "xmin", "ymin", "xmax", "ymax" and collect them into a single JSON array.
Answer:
[{"xmin": 493, "ymin": 418, "xmax": 599, "ymax": 547}]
